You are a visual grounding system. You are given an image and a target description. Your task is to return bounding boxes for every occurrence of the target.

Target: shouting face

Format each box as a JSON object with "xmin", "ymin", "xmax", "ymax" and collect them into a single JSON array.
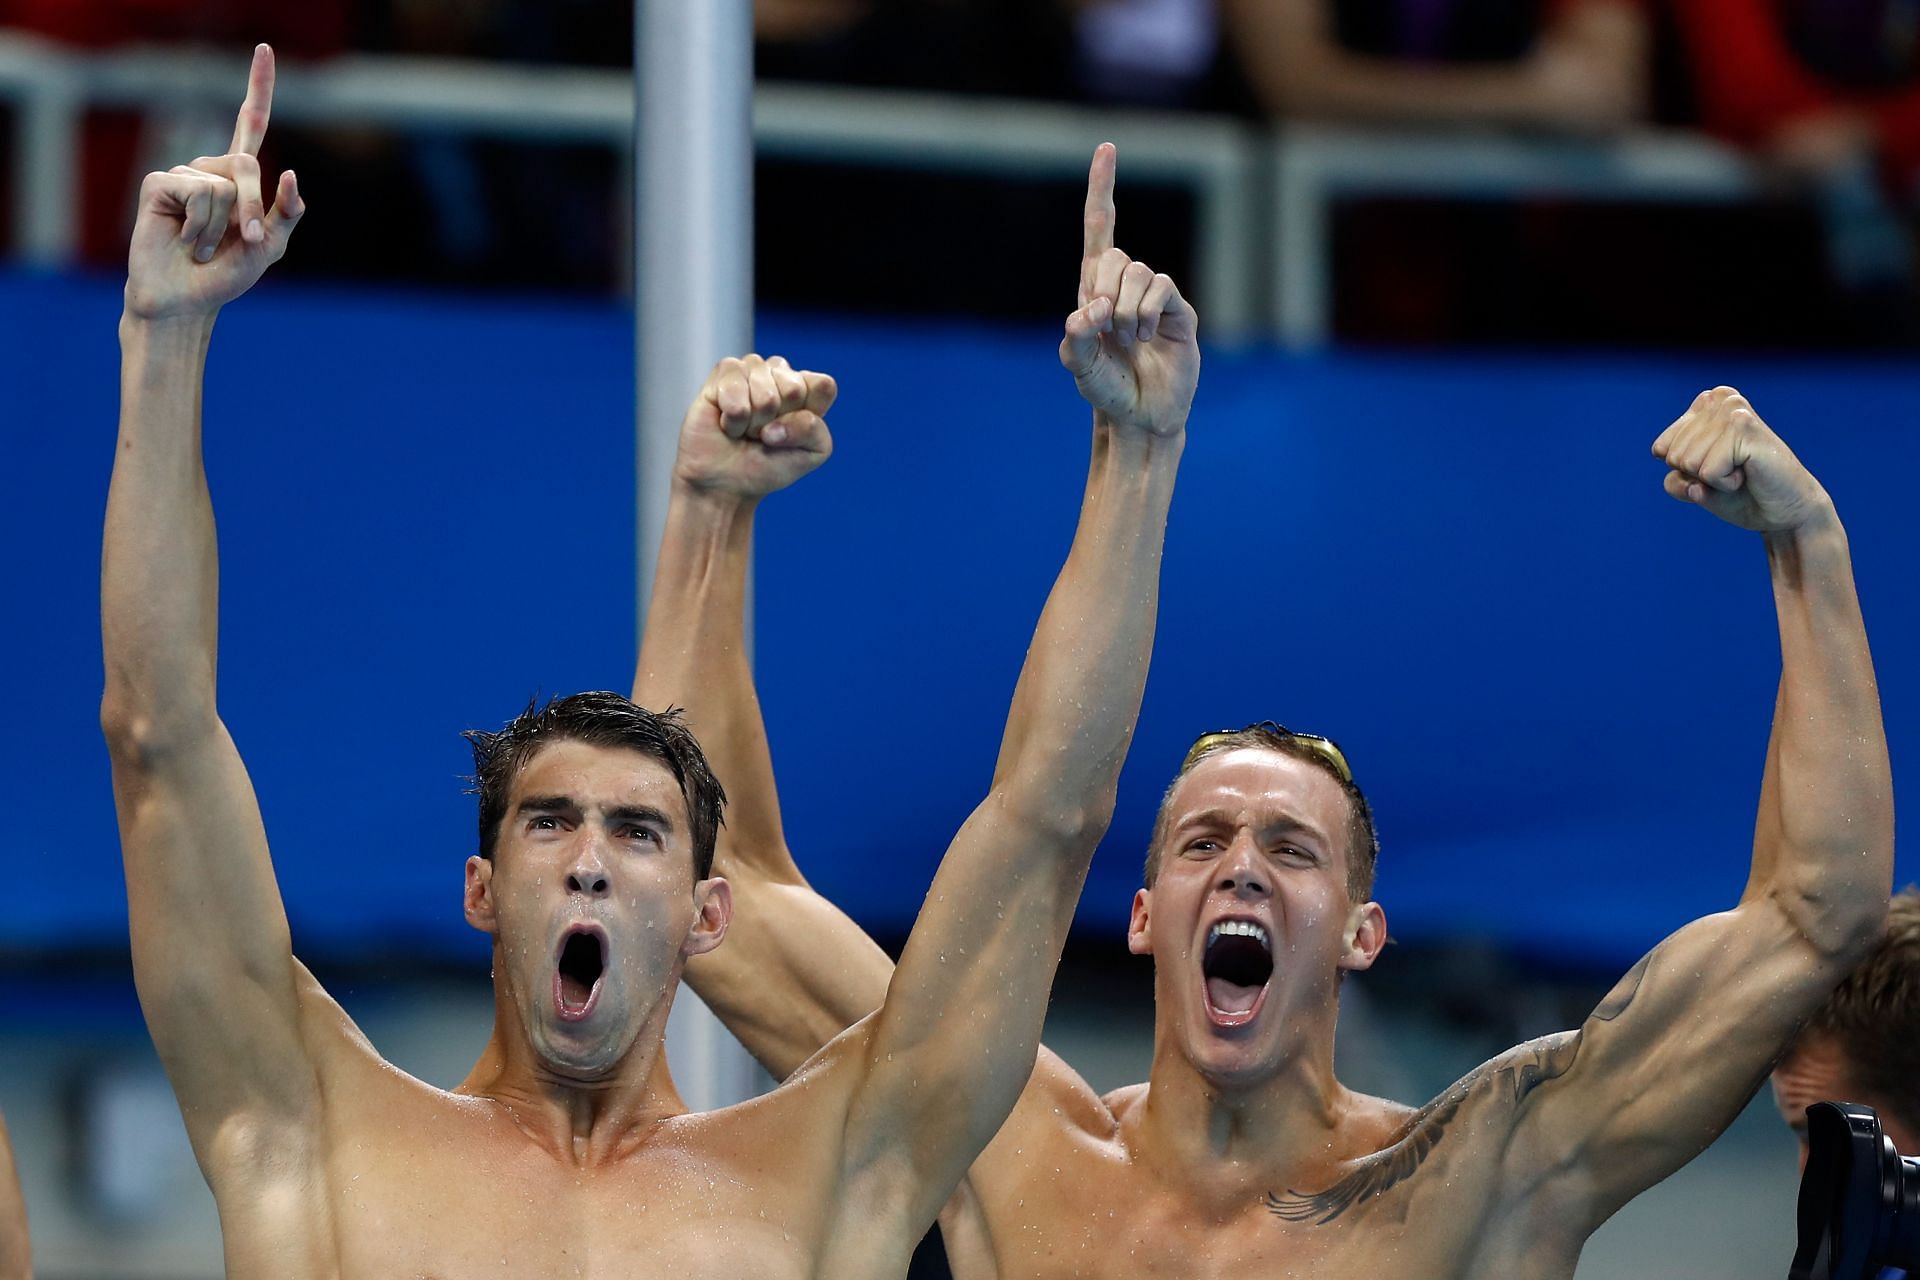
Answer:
[
  {"xmin": 463, "ymin": 738, "xmax": 729, "ymax": 1079},
  {"xmin": 1130, "ymin": 747, "xmax": 1385, "ymax": 1086}
]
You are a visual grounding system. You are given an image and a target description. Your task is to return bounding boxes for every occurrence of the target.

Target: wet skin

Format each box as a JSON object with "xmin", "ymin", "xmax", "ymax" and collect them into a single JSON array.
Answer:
[{"xmin": 195, "ymin": 739, "xmax": 974, "ymax": 1277}]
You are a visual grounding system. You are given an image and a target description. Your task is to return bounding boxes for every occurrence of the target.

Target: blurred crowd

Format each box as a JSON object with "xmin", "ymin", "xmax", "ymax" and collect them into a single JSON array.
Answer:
[{"xmin": 7, "ymin": 0, "xmax": 1920, "ymax": 340}]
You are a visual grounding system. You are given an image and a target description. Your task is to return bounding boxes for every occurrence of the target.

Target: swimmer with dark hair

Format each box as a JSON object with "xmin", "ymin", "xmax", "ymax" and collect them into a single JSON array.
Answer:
[
  {"xmin": 658, "ymin": 316, "xmax": 1894, "ymax": 1271},
  {"xmin": 99, "ymin": 48, "xmax": 1194, "ymax": 1279}
]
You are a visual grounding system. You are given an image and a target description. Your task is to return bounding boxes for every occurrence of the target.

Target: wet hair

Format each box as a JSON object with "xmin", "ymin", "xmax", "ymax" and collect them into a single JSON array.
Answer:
[
  {"xmin": 1143, "ymin": 725, "xmax": 1380, "ymax": 901},
  {"xmin": 1794, "ymin": 886, "xmax": 1920, "ymax": 1137},
  {"xmin": 464, "ymin": 691, "xmax": 727, "ymax": 880}
]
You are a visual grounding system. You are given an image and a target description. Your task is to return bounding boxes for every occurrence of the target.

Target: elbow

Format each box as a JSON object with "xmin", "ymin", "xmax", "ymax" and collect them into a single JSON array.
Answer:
[
  {"xmin": 100, "ymin": 688, "xmax": 218, "ymax": 770},
  {"xmin": 992, "ymin": 782, "xmax": 1118, "ymax": 855},
  {"xmin": 1769, "ymin": 862, "xmax": 1891, "ymax": 964}
]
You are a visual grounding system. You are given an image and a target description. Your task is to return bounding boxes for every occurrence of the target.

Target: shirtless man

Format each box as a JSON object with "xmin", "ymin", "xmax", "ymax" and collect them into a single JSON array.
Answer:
[
  {"xmin": 0, "ymin": 1110, "xmax": 26, "ymax": 1280},
  {"xmin": 649, "ymin": 262, "xmax": 1894, "ymax": 1276},
  {"xmin": 100, "ymin": 47, "xmax": 1193, "ymax": 1278}
]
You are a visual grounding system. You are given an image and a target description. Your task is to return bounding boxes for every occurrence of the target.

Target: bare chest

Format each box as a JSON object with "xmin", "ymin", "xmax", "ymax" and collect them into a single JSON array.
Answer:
[
  {"xmin": 965, "ymin": 1145, "xmax": 1570, "ymax": 1280},
  {"xmin": 320, "ymin": 1107, "xmax": 823, "ymax": 1280}
]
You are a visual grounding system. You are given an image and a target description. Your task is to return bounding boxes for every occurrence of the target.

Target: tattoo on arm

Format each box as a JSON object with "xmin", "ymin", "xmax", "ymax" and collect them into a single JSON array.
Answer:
[{"xmin": 1593, "ymin": 953, "xmax": 1650, "ymax": 1023}]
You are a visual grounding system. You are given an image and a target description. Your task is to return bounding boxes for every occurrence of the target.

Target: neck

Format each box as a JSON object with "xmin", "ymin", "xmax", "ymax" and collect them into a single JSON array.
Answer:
[
  {"xmin": 1133, "ymin": 1005, "xmax": 1358, "ymax": 1205},
  {"xmin": 456, "ymin": 973, "xmax": 688, "ymax": 1166}
]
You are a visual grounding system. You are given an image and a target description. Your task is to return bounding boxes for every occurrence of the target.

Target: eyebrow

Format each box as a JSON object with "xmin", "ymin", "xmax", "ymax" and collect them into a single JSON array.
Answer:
[
  {"xmin": 516, "ymin": 795, "xmax": 579, "ymax": 816},
  {"xmin": 605, "ymin": 805, "xmax": 674, "ymax": 832},
  {"xmin": 515, "ymin": 797, "xmax": 674, "ymax": 832},
  {"xmin": 1174, "ymin": 809, "xmax": 1331, "ymax": 854}
]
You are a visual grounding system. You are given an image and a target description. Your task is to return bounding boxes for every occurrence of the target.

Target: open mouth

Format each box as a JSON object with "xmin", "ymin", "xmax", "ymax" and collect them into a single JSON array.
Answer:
[
  {"xmin": 1201, "ymin": 919, "xmax": 1273, "ymax": 1029},
  {"xmin": 553, "ymin": 925, "xmax": 607, "ymax": 1023}
]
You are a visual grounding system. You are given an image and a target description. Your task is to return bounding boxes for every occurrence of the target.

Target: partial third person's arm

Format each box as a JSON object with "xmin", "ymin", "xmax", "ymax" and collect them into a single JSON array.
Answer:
[
  {"xmin": 634, "ymin": 356, "xmax": 895, "ymax": 1078},
  {"xmin": 0, "ymin": 1110, "xmax": 28, "ymax": 1280}
]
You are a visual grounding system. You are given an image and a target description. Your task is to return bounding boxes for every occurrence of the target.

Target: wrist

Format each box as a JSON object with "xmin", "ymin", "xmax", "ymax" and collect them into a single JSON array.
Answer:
[
  {"xmin": 1094, "ymin": 413, "xmax": 1187, "ymax": 466},
  {"xmin": 1764, "ymin": 500, "xmax": 1849, "ymax": 575},
  {"xmin": 668, "ymin": 475, "xmax": 763, "ymax": 521},
  {"xmin": 120, "ymin": 309, "xmax": 217, "ymax": 354}
]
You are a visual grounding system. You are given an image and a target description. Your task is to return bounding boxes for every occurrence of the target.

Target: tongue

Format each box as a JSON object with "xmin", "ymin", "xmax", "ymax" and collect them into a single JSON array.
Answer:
[
  {"xmin": 559, "ymin": 972, "xmax": 594, "ymax": 1011},
  {"xmin": 1207, "ymin": 977, "xmax": 1261, "ymax": 1015}
]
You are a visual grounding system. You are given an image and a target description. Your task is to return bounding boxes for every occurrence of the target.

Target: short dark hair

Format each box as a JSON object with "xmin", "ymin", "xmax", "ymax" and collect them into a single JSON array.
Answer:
[
  {"xmin": 1143, "ymin": 725, "xmax": 1380, "ymax": 901},
  {"xmin": 464, "ymin": 692, "xmax": 727, "ymax": 880},
  {"xmin": 1797, "ymin": 886, "xmax": 1920, "ymax": 1137}
]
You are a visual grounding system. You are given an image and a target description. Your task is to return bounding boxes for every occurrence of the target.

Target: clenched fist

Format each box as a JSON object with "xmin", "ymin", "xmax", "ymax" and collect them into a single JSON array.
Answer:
[
  {"xmin": 1652, "ymin": 388, "xmax": 1834, "ymax": 534},
  {"xmin": 124, "ymin": 45, "xmax": 304, "ymax": 322},
  {"xmin": 1058, "ymin": 144, "xmax": 1200, "ymax": 439},
  {"xmin": 672, "ymin": 354, "xmax": 838, "ymax": 500}
]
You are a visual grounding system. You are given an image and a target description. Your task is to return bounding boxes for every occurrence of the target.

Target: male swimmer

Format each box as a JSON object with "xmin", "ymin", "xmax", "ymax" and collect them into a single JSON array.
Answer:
[
  {"xmin": 654, "ymin": 236, "xmax": 1894, "ymax": 1275},
  {"xmin": 0, "ymin": 1109, "xmax": 27, "ymax": 1280},
  {"xmin": 100, "ymin": 47, "xmax": 1192, "ymax": 1277}
]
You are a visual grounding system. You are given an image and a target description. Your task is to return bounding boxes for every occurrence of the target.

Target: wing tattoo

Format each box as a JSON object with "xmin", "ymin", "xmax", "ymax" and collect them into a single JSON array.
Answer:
[{"xmin": 1264, "ymin": 1090, "xmax": 1465, "ymax": 1225}]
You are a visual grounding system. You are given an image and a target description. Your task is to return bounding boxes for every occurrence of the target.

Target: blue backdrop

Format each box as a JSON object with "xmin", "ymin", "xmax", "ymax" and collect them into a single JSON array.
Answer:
[{"xmin": 2, "ymin": 268, "xmax": 1913, "ymax": 972}]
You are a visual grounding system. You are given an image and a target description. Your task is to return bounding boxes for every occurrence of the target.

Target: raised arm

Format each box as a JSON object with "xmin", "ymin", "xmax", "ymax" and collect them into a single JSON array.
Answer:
[
  {"xmin": 825, "ymin": 144, "xmax": 1199, "ymax": 1243},
  {"xmin": 1506, "ymin": 388, "xmax": 1892, "ymax": 1227},
  {"xmin": 99, "ymin": 47, "xmax": 326, "ymax": 1248},
  {"xmin": 633, "ymin": 355, "xmax": 896, "ymax": 1077},
  {"xmin": 0, "ymin": 1111, "xmax": 27, "ymax": 1280}
]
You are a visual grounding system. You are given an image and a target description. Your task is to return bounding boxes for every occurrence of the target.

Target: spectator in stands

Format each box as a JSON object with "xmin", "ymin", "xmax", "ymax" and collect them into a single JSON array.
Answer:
[
  {"xmin": 1219, "ymin": 0, "xmax": 1648, "ymax": 132},
  {"xmin": 1668, "ymin": 0, "xmax": 1920, "ymax": 307},
  {"xmin": 1773, "ymin": 887, "xmax": 1920, "ymax": 1168},
  {"xmin": 0, "ymin": 1109, "xmax": 27, "ymax": 1280},
  {"xmin": 1672, "ymin": 0, "xmax": 1920, "ymax": 190}
]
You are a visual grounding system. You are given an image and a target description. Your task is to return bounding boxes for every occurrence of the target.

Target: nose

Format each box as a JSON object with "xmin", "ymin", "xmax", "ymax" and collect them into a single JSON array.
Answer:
[
  {"xmin": 1215, "ymin": 837, "xmax": 1269, "ymax": 898},
  {"xmin": 565, "ymin": 840, "xmax": 610, "ymax": 897},
  {"xmin": 567, "ymin": 867, "xmax": 609, "ymax": 895}
]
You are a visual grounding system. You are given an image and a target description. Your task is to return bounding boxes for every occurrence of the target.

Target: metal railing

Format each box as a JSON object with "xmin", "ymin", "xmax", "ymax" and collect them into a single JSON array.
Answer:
[{"xmin": 0, "ymin": 30, "xmax": 1766, "ymax": 345}]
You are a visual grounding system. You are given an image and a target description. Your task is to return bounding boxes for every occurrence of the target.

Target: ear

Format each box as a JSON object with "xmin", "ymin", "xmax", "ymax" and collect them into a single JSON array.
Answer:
[
  {"xmin": 464, "ymin": 855, "xmax": 498, "ymax": 934},
  {"xmin": 1127, "ymin": 888, "xmax": 1154, "ymax": 955},
  {"xmin": 683, "ymin": 875, "xmax": 733, "ymax": 957},
  {"xmin": 1337, "ymin": 900, "xmax": 1387, "ymax": 972}
]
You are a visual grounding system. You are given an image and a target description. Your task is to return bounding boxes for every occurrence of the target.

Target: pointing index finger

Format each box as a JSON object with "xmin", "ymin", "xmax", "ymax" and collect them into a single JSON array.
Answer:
[
  {"xmin": 1082, "ymin": 142, "xmax": 1117, "ymax": 265},
  {"xmin": 229, "ymin": 44, "xmax": 276, "ymax": 157}
]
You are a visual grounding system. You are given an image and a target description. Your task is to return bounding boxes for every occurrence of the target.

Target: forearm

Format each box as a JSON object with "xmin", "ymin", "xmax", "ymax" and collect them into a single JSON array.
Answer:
[
  {"xmin": 633, "ymin": 481, "xmax": 794, "ymax": 873},
  {"xmin": 1755, "ymin": 510, "xmax": 1892, "ymax": 950},
  {"xmin": 101, "ymin": 313, "xmax": 221, "ymax": 739},
  {"xmin": 990, "ymin": 421, "xmax": 1182, "ymax": 823},
  {"xmin": 1268, "ymin": 54, "xmax": 1551, "ymax": 126}
]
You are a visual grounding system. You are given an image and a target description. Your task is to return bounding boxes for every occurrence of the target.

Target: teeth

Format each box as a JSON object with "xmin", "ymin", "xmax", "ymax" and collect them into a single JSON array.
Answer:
[{"xmin": 1207, "ymin": 920, "xmax": 1270, "ymax": 947}]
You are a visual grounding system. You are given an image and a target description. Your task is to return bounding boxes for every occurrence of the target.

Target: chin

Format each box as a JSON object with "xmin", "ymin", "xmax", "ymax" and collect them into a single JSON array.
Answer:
[
  {"xmin": 1190, "ymin": 1039, "xmax": 1280, "ymax": 1092},
  {"xmin": 531, "ymin": 1022, "xmax": 629, "ymax": 1080}
]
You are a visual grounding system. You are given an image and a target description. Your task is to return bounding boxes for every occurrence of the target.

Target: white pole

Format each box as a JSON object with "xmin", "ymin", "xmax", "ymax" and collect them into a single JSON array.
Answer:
[{"xmin": 635, "ymin": 0, "xmax": 764, "ymax": 1112}]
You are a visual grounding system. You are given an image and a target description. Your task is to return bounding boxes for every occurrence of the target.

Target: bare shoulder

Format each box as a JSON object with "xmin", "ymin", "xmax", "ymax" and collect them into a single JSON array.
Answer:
[{"xmin": 1264, "ymin": 1042, "xmax": 1580, "ymax": 1231}]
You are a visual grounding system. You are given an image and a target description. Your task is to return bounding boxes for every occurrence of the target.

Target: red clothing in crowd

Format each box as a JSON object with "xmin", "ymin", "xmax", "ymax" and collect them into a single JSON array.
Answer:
[
  {"xmin": 1672, "ymin": 0, "xmax": 1920, "ymax": 187},
  {"xmin": 0, "ymin": 0, "xmax": 349, "ymax": 54}
]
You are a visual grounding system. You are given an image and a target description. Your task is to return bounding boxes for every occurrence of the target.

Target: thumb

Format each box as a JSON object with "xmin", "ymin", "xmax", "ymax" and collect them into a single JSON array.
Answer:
[
  {"xmin": 264, "ymin": 170, "xmax": 305, "ymax": 254},
  {"xmin": 761, "ymin": 411, "xmax": 832, "ymax": 457},
  {"xmin": 1060, "ymin": 301, "xmax": 1107, "ymax": 377}
]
